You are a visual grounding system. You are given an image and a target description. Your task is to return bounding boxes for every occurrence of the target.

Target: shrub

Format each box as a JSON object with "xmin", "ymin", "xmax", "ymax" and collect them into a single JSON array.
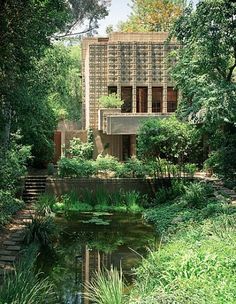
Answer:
[
  {"xmin": 58, "ymin": 157, "xmax": 95, "ymax": 178},
  {"xmin": 99, "ymin": 93, "xmax": 124, "ymax": 108},
  {"xmin": 118, "ymin": 157, "xmax": 146, "ymax": 178},
  {"xmin": 24, "ymin": 216, "xmax": 57, "ymax": 248},
  {"xmin": 0, "ymin": 133, "xmax": 31, "ymax": 192},
  {"xmin": 36, "ymin": 194, "xmax": 56, "ymax": 216},
  {"xmin": 183, "ymin": 163, "xmax": 197, "ymax": 177},
  {"xmin": 95, "ymin": 154, "xmax": 120, "ymax": 177},
  {"xmin": 67, "ymin": 137, "xmax": 93, "ymax": 160},
  {"xmin": 0, "ymin": 190, "xmax": 25, "ymax": 227},
  {"xmin": 181, "ymin": 182, "xmax": 214, "ymax": 209}
]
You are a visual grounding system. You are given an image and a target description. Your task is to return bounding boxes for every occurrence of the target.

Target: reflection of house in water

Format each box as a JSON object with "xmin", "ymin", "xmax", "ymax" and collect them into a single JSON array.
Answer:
[
  {"xmin": 81, "ymin": 244, "xmax": 139, "ymax": 303},
  {"xmin": 81, "ymin": 246, "xmax": 111, "ymax": 304}
]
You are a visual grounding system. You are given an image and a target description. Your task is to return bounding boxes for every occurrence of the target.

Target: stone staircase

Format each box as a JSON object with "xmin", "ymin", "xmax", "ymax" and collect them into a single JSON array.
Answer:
[
  {"xmin": 0, "ymin": 175, "xmax": 47, "ymax": 282},
  {"xmin": 22, "ymin": 175, "xmax": 47, "ymax": 203}
]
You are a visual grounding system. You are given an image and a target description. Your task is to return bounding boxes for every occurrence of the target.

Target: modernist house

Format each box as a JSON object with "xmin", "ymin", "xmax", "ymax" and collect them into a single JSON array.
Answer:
[{"xmin": 81, "ymin": 32, "xmax": 178, "ymax": 160}]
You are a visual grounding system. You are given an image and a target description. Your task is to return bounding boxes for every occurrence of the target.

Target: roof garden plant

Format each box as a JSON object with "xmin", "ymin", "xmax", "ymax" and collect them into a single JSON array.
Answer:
[{"xmin": 99, "ymin": 93, "xmax": 124, "ymax": 108}]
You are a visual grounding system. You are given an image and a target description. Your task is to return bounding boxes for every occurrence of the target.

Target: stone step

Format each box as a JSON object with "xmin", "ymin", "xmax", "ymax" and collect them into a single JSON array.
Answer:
[
  {"xmin": 17, "ymin": 214, "xmax": 33, "ymax": 219},
  {"xmin": 0, "ymin": 250, "xmax": 14, "ymax": 256},
  {"xmin": 3, "ymin": 241, "xmax": 17, "ymax": 246},
  {"xmin": 26, "ymin": 176, "xmax": 47, "ymax": 178},
  {"xmin": 0, "ymin": 255, "xmax": 16, "ymax": 262},
  {"xmin": 6, "ymin": 245, "xmax": 21, "ymax": 251},
  {"xmin": 23, "ymin": 190, "xmax": 44, "ymax": 194},
  {"xmin": 23, "ymin": 193, "xmax": 41, "ymax": 197},
  {"xmin": 24, "ymin": 185, "xmax": 45, "ymax": 189}
]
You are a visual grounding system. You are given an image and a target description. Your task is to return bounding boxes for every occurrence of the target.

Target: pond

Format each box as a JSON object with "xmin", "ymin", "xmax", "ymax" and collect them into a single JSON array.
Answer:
[{"xmin": 37, "ymin": 212, "xmax": 157, "ymax": 304}]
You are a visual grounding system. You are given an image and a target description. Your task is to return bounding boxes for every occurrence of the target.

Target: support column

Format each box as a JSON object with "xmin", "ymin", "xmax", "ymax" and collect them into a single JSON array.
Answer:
[
  {"xmin": 162, "ymin": 45, "xmax": 168, "ymax": 113},
  {"xmin": 132, "ymin": 43, "xmax": 137, "ymax": 113},
  {"xmin": 147, "ymin": 44, "xmax": 152, "ymax": 113}
]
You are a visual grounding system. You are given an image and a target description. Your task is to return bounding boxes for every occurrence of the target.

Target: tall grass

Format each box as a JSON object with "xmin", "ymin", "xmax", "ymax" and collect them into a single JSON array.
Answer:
[
  {"xmin": 129, "ymin": 181, "xmax": 236, "ymax": 304},
  {"xmin": 84, "ymin": 267, "xmax": 125, "ymax": 304},
  {"xmin": 0, "ymin": 244, "xmax": 57, "ymax": 304}
]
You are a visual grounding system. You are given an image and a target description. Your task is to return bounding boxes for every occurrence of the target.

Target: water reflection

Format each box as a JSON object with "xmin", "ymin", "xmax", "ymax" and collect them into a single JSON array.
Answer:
[{"xmin": 37, "ymin": 213, "xmax": 157, "ymax": 304}]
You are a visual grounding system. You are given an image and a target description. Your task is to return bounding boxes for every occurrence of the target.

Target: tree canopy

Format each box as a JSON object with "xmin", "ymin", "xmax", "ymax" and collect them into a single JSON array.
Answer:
[
  {"xmin": 170, "ymin": 0, "xmax": 236, "ymax": 127},
  {"xmin": 137, "ymin": 116, "xmax": 197, "ymax": 163},
  {"xmin": 170, "ymin": 0, "xmax": 236, "ymax": 178},
  {"xmin": 0, "ymin": 0, "xmax": 110, "ymax": 165},
  {"xmin": 118, "ymin": 0, "xmax": 186, "ymax": 32}
]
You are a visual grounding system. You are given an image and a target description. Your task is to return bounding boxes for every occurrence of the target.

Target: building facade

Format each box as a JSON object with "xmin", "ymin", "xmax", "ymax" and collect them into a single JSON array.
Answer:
[{"xmin": 82, "ymin": 32, "xmax": 178, "ymax": 160}]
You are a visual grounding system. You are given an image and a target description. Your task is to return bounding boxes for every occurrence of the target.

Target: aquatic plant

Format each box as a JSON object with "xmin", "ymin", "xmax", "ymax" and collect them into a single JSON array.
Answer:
[
  {"xmin": 24, "ymin": 216, "xmax": 57, "ymax": 248},
  {"xmin": 36, "ymin": 193, "xmax": 56, "ymax": 216},
  {"xmin": 0, "ymin": 244, "xmax": 57, "ymax": 304},
  {"xmin": 84, "ymin": 267, "xmax": 125, "ymax": 304}
]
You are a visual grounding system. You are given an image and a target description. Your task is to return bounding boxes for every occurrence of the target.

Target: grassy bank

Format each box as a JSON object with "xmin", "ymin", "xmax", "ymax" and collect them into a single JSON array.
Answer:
[
  {"xmin": 128, "ymin": 182, "xmax": 236, "ymax": 303},
  {"xmin": 84, "ymin": 181, "xmax": 236, "ymax": 303}
]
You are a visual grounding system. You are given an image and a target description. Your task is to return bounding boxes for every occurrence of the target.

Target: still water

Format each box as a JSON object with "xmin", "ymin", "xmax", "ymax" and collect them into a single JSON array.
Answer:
[{"xmin": 37, "ymin": 212, "xmax": 157, "ymax": 303}]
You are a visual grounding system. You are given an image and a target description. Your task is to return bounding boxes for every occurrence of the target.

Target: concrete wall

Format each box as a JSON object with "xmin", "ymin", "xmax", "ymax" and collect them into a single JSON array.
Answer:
[{"xmin": 45, "ymin": 177, "xmax": 157, "ymax": 197}]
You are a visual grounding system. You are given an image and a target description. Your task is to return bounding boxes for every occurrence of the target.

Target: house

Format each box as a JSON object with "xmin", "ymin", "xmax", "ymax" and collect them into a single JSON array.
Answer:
[{"xmin": 81, "ymin": 32, "xmax": 178, "ymax": 160}]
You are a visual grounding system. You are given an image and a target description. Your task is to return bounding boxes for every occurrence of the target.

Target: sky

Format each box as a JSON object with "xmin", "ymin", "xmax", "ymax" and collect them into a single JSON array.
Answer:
[{"xmin": 97, "ymin": 0, "xmax": 200, "ymax": 35}]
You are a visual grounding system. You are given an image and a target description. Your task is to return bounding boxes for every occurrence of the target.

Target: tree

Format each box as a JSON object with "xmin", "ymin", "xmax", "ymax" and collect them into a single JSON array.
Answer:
[
  {"xmin": 0, "ymin": 0, "xmax": 110, "ymax": 165},
  {"xmin": 118, "ymin": 0, "xmax": 186, "ymax": 32},
  {"xmin": 35, "ymin": 44, "xmax": 82, "ymax": 121},
  {"xmin": 137, "ymin": 116, "xmax": 197, "ymax": 163},
  {"xmin": 170, "ymin": 0, "xmax": 236, "ymax": 177}
]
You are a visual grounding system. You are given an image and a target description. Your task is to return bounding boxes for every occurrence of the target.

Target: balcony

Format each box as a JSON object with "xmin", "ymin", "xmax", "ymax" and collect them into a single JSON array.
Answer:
[{"xmin": 98, "ymin": 109, "xmax": 170, "ymax": 135}]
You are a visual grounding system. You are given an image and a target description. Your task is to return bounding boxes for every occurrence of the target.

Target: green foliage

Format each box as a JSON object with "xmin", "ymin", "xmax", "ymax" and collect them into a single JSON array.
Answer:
[
  {"xmin": 0, "ymin": 133, "xmax": 31, "ymax": 192},
  {"xmin": 68, "ymin": 137, "xmax": 94, "ymax": 160},
  {"xmin": 0, "ymin": 244, "xmax": 57, "ymax": 304},
  {"xmin": 117, "ymin": 157, "xmax": 146, "ymax": 178},
  {"xmin": 130, "ymin": 212, "xmax": 236, "ymax": 304},
  {"xmin": 36, "ymin": 194, "xmax": 57, "ymax": 216},
  {"xmin": 85, "ymin": 267, "xmax": 125, "ymax": 304},
  {"xmin": 95, "ymin": 154, "xmax": 120, "ymax": 177},
  {"xmin": 180, "ymin": 182, "xmax": 214, "ymax": 209},
  {"xmin": 0, "ymin": 190, "xmax": 25, "ymax": 227},
  {"xmin": 204, "ymin": 131, "xmax": 236, "ymax": 178},
  {"xmin": 118, "ymin": 0, "xmax": 186, "ymax": 32},
  {"xmin": 47, "ymin": 163, "xmax": 55, "ymax": 176},
  {"xmin": 58, "ymin": 157, "xmax": 96, "ymax": 178},
  {"xmin": 61, "ymin": 192, "xmax": 93, "ymax": 212},
  {"xmin": 36, "ymin": 44, "xmax": 82, "ymax": 122},
  {"xmin": 152, "ymin": 180, "xmax": 185, "ymax": 205},
  {"xmin": 39, "ymin": 190, "xmax": 144, "ymax": 215},
  {"xmin": 137, "ymin": 116, "xmax": 198, "ymax": 163},
  {"xmin": 24, "ymin": 216, "xmax": 57, "ymax": 248},
  {"xmin": 0, "ymin": 0, "xmax": 110, "ymax": 166},
  {"xmin": 99, "ymin": 93, "xmax": 124, "ymax": 108},
  {"xmin": 170, "ymin": 0, "xmax": 236, "ymax": 178}
]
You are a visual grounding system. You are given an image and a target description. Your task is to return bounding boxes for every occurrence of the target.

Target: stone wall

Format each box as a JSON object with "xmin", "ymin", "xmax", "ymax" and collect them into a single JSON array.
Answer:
[{"xmin": 45, "ymin": 177, "xmax": 159, "ymax": 197}]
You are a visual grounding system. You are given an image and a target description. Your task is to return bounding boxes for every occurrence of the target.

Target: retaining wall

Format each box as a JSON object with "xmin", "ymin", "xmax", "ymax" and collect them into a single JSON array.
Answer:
[{"xmin": 45, "ymin": 177, "xmax": 165, "ymax": 196}]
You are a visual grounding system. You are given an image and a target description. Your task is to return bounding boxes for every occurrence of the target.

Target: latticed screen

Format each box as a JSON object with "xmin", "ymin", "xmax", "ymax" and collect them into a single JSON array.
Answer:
[
  {"xmin": 167, "ymin": 87, "xmax": 178, "ymax": 112},
  {"xmin": 121, "ymin": 87, "xmax": 132, "ymax": 113},
  {"xmin": 152, "ymin": 87, "xmax": 163, "ymax": 112},
  {"xmin": 136, "ymin": 87, "xmax": 148, "ymax": 113}
]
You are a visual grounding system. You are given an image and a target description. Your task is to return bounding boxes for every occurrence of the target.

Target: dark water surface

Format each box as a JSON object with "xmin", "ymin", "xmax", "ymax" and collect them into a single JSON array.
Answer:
[{"xmin": 37, "ymin": 212, "xmax": 157, "ymax": 303}]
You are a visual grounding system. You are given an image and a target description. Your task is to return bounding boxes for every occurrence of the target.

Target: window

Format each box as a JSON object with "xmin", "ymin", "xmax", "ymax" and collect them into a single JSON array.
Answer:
[
  {"xmin": 136, "ymin": 87, "xmax": 148, "ymax": 113},
  {"xmin": 152, "ymin": 87, "xmax": 163, "ymax": 112},
  {"xmin": 108, "ymin": 86, "xmax": 117, "ymax": 94},
  {"xmin": 167, "ymin": 87, "xmax": 178, "ymax": 112},
  {"xmin": 121, "ymin": 87, "xmax": 132, "ymax": 113}
]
